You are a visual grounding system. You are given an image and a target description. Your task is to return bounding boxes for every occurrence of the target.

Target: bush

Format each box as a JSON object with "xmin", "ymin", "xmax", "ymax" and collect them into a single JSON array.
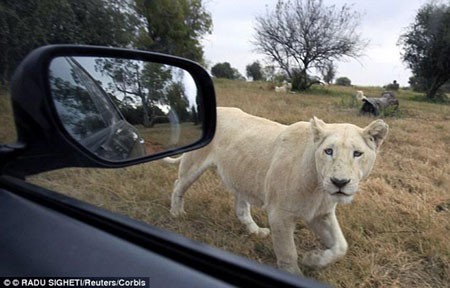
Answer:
[
  {"xmin": 211, "ymin": 62, "xmax": 244, "ymax": 80},
  {"xmin": 385, "ymin": 80, "xmax": 400, "ymax": 91},
  {"xmin": 335, "ymin": 77, "xmax": 351, "ymax": 86}
]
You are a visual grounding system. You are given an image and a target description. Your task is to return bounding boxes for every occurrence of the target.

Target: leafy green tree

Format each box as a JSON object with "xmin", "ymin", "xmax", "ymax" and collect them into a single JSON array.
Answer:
[
  {"xmin": 135, "ymin": 0, "xmax": 212, "ymax": 63},
  {"xmin": 335, "ymin": 77, "xmax": 351, "ymax": 86},
  {"xmin": 399, "ymin": 2, "xmax": 450, "ymax": 100},
  {"xmin": 246, "ymin": 61, "xmax": 265, "ymax": 81},
  {"xmin": 67, "ymin": 0, "xmax": 140, "ymax": 46},
  {"xmin": 253, "ymin": 0, "xmax": 366, "ymax": 91},
  {"xmin": 0, "ymin": 0, "xmax": 139, "ymax": 84},
  {"xmin": 408, "ymin": 75, "xmax": 426, "ymax": 92},
  {"xmin": 211, "ymin": 62, "xmax": 243, "ymax": 80}
]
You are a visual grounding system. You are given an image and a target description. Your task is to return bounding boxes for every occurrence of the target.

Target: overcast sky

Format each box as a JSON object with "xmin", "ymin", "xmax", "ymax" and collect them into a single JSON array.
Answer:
[{"xmin": 201, "ymin": 0, "xmax": 429, "ymax": 87}]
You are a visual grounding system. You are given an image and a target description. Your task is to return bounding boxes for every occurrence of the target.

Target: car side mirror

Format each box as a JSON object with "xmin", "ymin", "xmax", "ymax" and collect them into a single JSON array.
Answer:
[{"xmin": 3, "ymin": 45, "xmax": 216, "ymax": 176}]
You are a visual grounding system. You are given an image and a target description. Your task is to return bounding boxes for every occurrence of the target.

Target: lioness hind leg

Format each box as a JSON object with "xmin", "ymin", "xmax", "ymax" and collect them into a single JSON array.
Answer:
[
  {"xmin": 302, "ymin": 212, "xmax": 348, "ymax": 268},
  {"xmin": 235, "ymin": 195, "xmax": 270, "ymax": 238},
  {"xmin": 170, "ymin": 178, "xmax": 189, "ymax": 217},
  {"xmin": 170, "ymin": 154, "xmax": 210, "ymax": 217}
]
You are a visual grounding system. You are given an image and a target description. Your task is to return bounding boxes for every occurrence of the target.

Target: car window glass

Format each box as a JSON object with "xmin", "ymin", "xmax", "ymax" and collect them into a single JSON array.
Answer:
[
  {"xmin": 30, "ymin": 77, "xmax": 450, "ymax": 287},
  {"xmin": 2, "ymin": 1, "xmax": 449, "ymax": 286}
]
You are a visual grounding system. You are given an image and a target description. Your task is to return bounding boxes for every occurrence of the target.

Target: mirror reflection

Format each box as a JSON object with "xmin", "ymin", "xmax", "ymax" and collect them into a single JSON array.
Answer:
[{"xmin": 48, "ymin": 56, "xmax": 203, "ymax": 161}]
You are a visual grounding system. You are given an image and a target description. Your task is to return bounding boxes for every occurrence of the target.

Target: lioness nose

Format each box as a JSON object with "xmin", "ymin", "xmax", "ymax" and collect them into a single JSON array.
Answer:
[{"xmin": 331, "ymin": 177, "xmax": 351, "ymax": 188}]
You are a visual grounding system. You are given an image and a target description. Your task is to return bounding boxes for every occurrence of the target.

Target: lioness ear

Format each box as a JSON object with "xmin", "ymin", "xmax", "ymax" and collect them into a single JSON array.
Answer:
[
  {"xmin": 363, "ymin": 119, "xmax": 389, "ymax": 149},
  {"xmin": 310, "ymin": 116, "xmax": 327, "ymax": 143}
]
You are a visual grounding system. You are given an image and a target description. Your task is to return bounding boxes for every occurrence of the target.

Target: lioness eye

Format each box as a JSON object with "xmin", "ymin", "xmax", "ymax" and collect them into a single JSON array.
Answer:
[
  {"xmin": 354, "ymin": 151, "xmax": 363, "ymax": 158},
  {"xmin": 324, "ymin": 148, "xmax": 333, "ymax": 156}
]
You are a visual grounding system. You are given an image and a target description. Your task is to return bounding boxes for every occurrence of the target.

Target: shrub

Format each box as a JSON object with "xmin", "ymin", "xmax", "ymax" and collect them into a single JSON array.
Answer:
[
  {"xmin": 211, "ymin": 62, "xmax": 244, "ymax": 80},
  {"xmin": 335, "ymin": 77, "xmax": 351, "ymax": 86},
  {"xmin": 385, "ymin": 80, "xmax": 400, "ymax": 91}
]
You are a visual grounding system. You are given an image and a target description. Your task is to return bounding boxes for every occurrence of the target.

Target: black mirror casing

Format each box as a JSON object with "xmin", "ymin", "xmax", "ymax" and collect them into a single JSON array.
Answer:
[{"xmin": 2, "ymin": 45, "xmax": 216, "ymax": 177}]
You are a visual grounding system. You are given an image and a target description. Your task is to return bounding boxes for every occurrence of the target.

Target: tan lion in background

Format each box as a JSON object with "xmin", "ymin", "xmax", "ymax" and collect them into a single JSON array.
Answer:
[{"xmin": 165, "ymin": 107, "xmax": 388, "ymax": 275}]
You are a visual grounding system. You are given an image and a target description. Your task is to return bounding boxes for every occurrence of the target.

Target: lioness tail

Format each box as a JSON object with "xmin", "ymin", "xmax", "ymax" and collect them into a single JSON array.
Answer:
[{"xmin": 163, "ymin": 156, "xmax": 183, "ymax": 164}]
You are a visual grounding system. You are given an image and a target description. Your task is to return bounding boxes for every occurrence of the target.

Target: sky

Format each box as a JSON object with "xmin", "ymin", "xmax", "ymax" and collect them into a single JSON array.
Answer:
[{"xmin": 201, "ymin": 0, "xmax": 429, "ymax": 87}]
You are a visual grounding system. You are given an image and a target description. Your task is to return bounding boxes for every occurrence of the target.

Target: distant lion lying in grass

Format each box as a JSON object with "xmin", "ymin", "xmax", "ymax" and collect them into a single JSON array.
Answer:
[{"xmin": 165, "ymin": 107, "xmax": 388, "ymax": 275}]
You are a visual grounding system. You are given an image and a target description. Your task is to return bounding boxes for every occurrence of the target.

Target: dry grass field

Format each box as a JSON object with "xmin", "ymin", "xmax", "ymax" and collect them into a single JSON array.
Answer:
[{"xmin": 1, "ymin": 81, "xmax": 449, "ymax": 287}]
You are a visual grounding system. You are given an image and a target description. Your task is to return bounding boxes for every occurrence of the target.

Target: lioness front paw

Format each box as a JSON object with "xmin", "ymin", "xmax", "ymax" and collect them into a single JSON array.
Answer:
[
  {"xmin": 278, "ymin": 262, "xmax": 303, "ymax": 276},
  {"xmin": 254, "ymin": 227, "xmax": 270, "ymax": 238},
  {"xmin": 170, "ymin": 207, "xmax": 186, "ymax": 217},
  {"xmin": 302, "ymin": 249, "xmax": 333, "ymax": 268},
  {"xmin": 247, "ymin": 225, "xmax": 270, "ymax": 238}
]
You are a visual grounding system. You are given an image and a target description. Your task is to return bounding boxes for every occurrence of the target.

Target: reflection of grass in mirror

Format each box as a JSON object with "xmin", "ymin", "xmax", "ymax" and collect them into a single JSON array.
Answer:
[
  {"xmin": 9, "ymin": 80, "xmax": 449, "ymax": 287},
  {"xmin": 136, "ymin": 122, "xmax": 202, "ymax": 155}
]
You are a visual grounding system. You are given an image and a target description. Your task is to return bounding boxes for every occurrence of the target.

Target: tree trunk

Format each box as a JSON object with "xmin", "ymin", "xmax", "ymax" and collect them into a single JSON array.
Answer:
[{"xmin": 292, "ymin": 69, "xmax": 309, "ymax": 91}]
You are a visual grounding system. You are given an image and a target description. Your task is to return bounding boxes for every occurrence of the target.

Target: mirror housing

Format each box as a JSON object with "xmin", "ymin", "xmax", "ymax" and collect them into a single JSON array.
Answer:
[{"xmin": 2, "ymin": 45, "xmax": 216, "ymax": 177}]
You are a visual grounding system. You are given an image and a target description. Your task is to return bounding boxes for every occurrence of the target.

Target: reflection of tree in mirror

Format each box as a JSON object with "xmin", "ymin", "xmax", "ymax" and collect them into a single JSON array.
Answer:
[
  {"xmin": 95, "ymin": 58, "xmax": 194, "ymax": 127},
  {"xmin": 167, "ymin": 82, "xmax": 190, "ymax": 122},
  {"xmin": 50, "ymin": 57, "xmax": 148, "ymax": 161},
  {"xmin": 50, "ymin": 77, "xmax": 108, "ymax": 139},
  {"xmin": 49, "ymin": 58, "xmax": 119, "ymax": 141},
  {"xmin": 50, "ymin": 56, "xmax": 202, "ymax": 158}
]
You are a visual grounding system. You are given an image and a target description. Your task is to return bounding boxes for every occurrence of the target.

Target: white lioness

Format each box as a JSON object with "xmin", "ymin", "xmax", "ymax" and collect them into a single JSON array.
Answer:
[{"xmin": 166, "ymin": 107, "xmax": 388, "ymax": 275}]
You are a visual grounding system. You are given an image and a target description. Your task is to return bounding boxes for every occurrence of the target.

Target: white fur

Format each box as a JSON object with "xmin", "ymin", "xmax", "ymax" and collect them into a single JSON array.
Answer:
[
  {"xmin": 166, "ymin": 107, "xmax": 388, "ymax": 275},
  {"xmin": 355, "ymin": 90, "xmax": 367, "ymax": 101},
  {"xmin": 275, "ymin": 86, "xmax": 288, "ymax": 93},
  {"xmin": 274, "ymin": 80, "xmax": 291, "ymax": 93}
]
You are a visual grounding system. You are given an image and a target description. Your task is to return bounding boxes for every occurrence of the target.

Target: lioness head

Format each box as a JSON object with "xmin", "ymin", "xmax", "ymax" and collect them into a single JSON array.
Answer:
[{"xmin": 310, "ymin": 117, "xmax": 388, "ymax": 204}]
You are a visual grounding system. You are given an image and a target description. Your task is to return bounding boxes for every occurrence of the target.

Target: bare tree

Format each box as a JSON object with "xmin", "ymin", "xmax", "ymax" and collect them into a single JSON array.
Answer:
[{"xmin": 253, "ymin": 0, "xmax": 367, "ymax": 90}]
